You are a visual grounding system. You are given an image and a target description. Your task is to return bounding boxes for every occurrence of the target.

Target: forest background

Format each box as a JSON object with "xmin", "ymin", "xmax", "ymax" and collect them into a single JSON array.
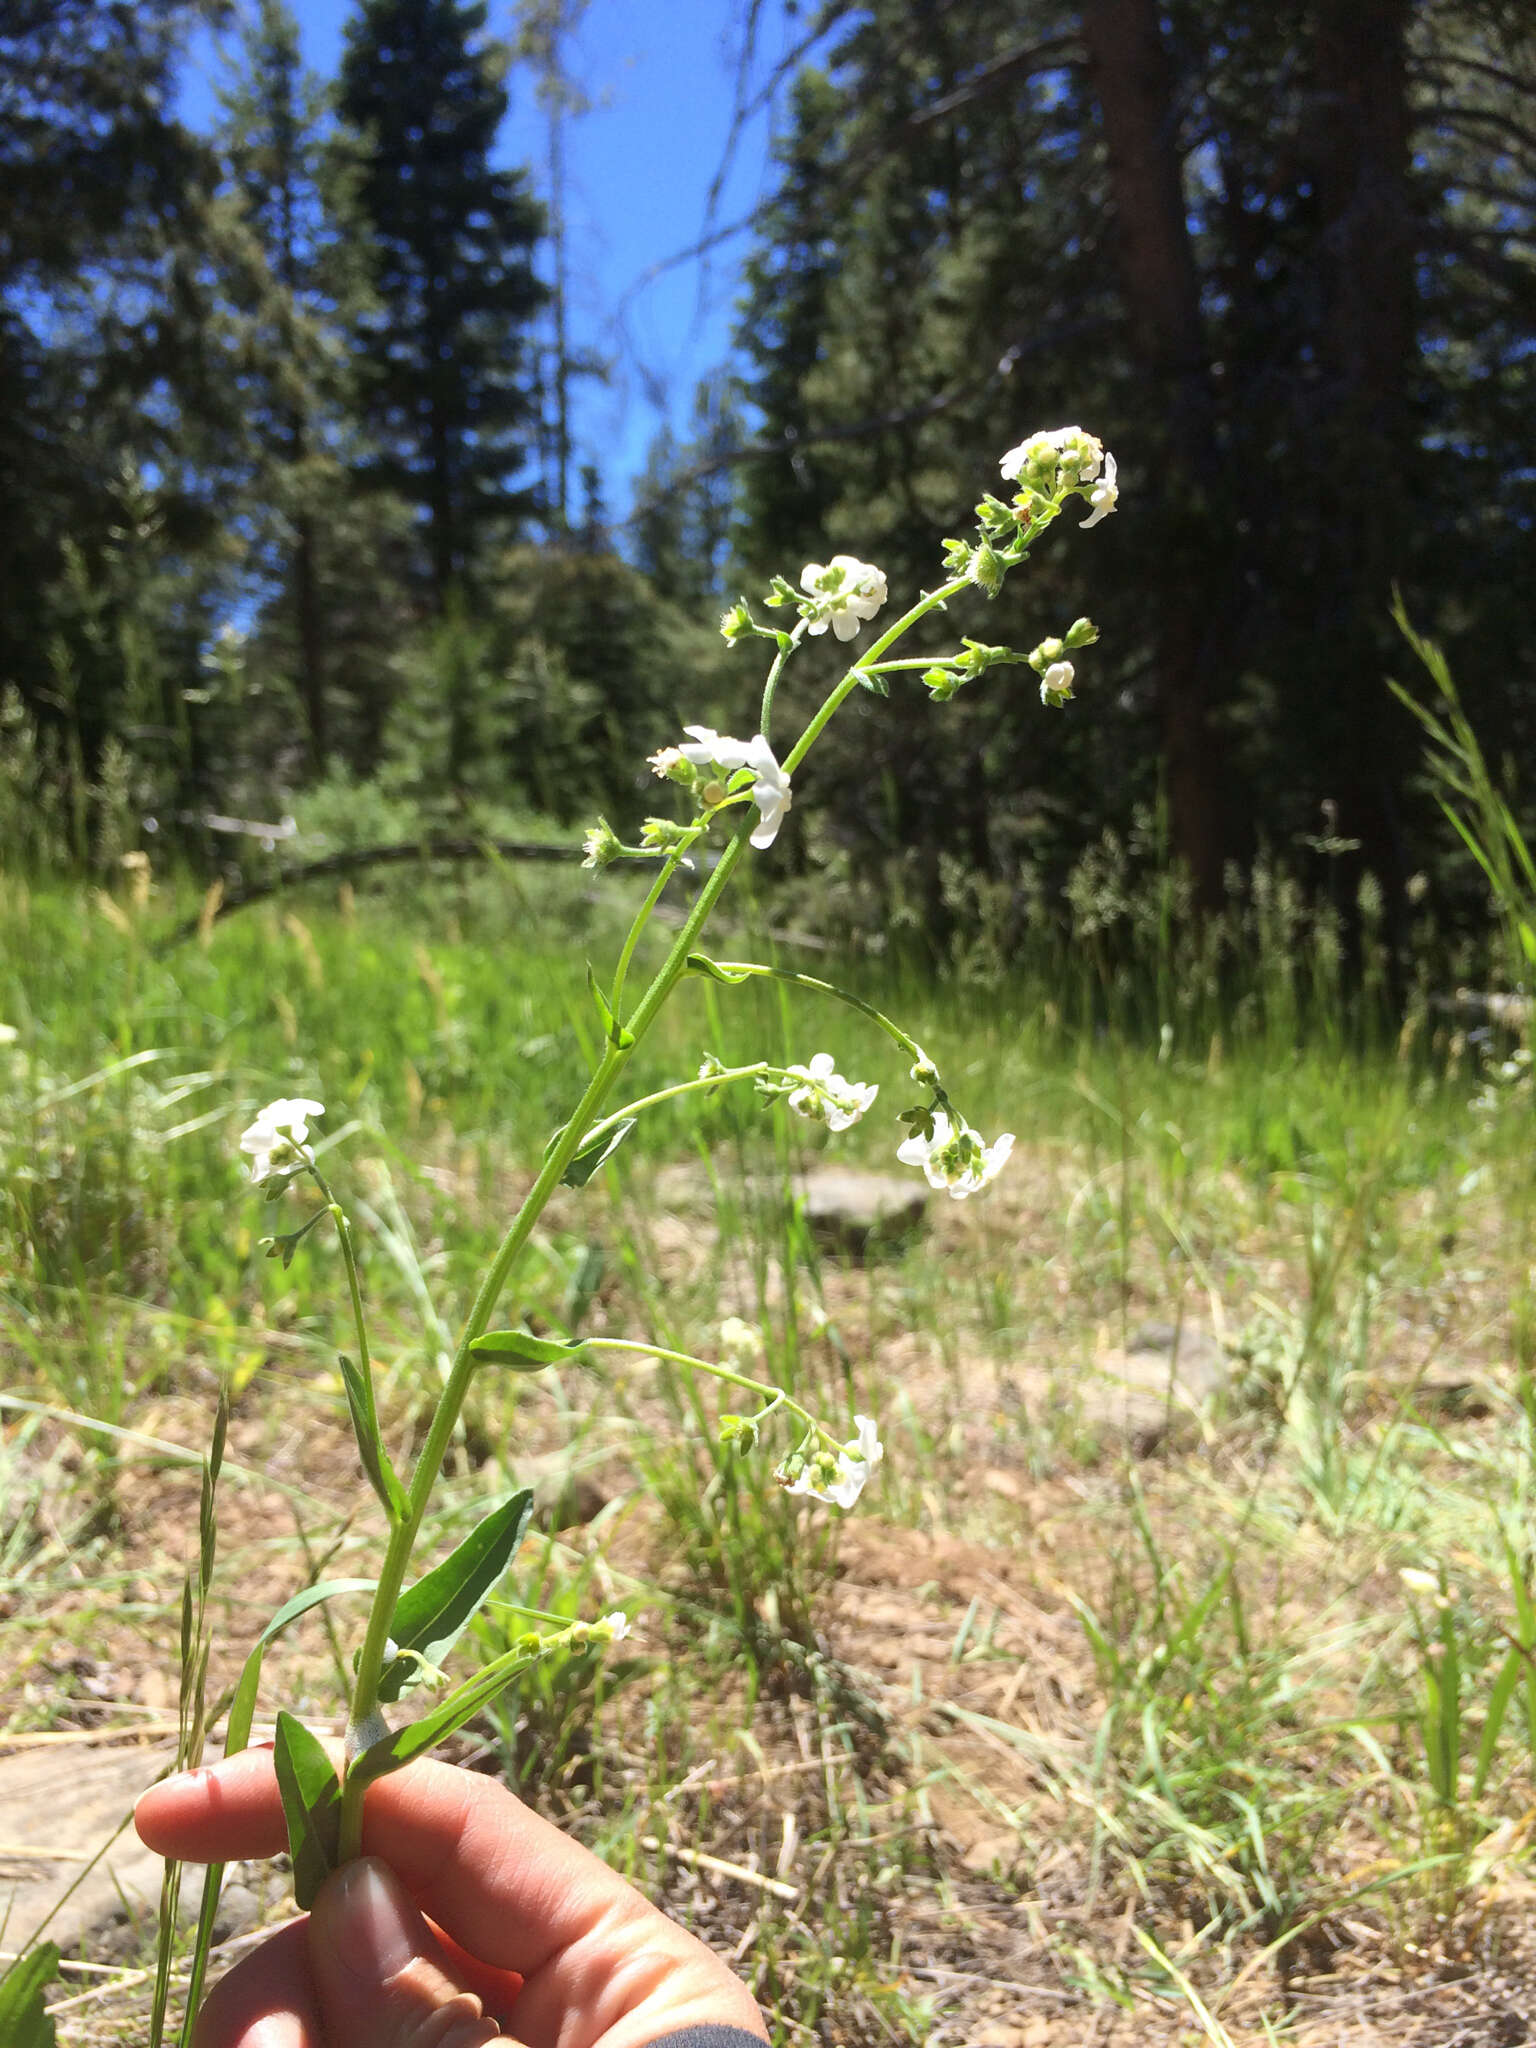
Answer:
[{"xmin": 6, "ymin": 0, "xmax": 1534, "ymax": 966}]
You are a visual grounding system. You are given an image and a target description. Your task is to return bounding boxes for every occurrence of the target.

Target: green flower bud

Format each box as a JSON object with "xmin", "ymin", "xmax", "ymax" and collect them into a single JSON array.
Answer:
[
  {"xmin": 970, "ymin": 540, "xmax": 1005, "ymax": 598},
  {"xmin": 719, "ymin": 598, "xmax": 754, "ymax": 645},
  {"xmin": 581, "ymin": 816, "xmax": 622, "ymax": 870},
  {"xmin": 1065, "ymin": 616, "xmax": 1100, "ymax": 648}
]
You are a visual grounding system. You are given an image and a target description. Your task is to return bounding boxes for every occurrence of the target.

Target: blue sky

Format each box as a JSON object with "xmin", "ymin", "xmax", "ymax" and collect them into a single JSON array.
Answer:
[{"xmin": 179, "ymin": 1, "xmax": 833, "ymax": 513}]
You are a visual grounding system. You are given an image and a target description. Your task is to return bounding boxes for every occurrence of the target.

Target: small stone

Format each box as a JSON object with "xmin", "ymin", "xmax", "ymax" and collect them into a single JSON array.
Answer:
[
  {"xmin": 213, "ymin": 1881, "xmax": 263, "ymax": 1941},
  {"xmin": 792, "ymin": 1167, "xmax": 930, "ymax": 1261}
]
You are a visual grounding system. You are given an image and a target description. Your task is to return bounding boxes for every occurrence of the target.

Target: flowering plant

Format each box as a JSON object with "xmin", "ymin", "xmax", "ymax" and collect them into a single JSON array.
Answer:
[{"xmin": 143, "ymin": 431, "xmax": 1114, "ymax": 2040}]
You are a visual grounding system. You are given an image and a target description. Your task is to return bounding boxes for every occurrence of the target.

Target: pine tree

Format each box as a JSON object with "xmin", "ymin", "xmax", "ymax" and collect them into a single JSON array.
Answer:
[
  {"xmin": 731, "ymin": 0, "xmax": 1536, "ymax": 907},
  {"xmin": 218, "ymin": 0, "xmax": 412, "ymax": 775},
  {"xmin": 338, "ymin": 0, "xmax": 548, "ymax": 604},
  {"xmin": 0, "ymin": 1, "xmax": 218, "ymax": 771}
]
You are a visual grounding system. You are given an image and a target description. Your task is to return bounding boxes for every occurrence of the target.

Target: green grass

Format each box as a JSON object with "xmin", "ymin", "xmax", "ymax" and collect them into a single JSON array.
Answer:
[{"xmin": 4, "ymin": 855, "xmax": 1536, "ymax": 2046}]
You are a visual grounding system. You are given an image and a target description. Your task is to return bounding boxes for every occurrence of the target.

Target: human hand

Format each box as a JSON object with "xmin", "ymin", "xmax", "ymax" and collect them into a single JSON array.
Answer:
[{"xmin": 135, "ymin": 1748, "xmax": 768, "ymax": 2048}]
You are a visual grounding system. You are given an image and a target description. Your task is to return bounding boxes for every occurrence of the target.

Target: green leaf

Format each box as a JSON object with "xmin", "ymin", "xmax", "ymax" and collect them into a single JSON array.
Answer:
[
  {"xmin": 273, "ymin": 1712, "xmax": 342, "ymax": 1910},
  {"xmin": 351, "ymin": 1639, "xmax": 555, "ymax": 1798},
  {"xmin": 585, "ymin": 963, "xmax": 634, "ymax": 1049},
  {"xmin": 377, "ymin": 1489, "xmax": 535, "ymax": 1705},
  {"xmin": 855, "ymin": 666, "xmax": 889, "ymax": 696},
  {"xmin": 225, "ymin": 1579, "xmax": 377, "ymax": 1758},
  {"xmin": 0, "ymin": 1945, "xmax": 59, "ymax": 2048},
  {"xmin": 339, "ymin": 1355, "xmax": 407, "ymax": 1521},
  {"xmin": 470, "ymin": 1328, "xmax": 588, "ymax": 1369},
  {"xmin": 558, "ymin": 1117, "xmax": 636, "ymax": 1188},
  {"xmin": 683, "ymin": 952, "xmax": 754, "ymax": 984}
]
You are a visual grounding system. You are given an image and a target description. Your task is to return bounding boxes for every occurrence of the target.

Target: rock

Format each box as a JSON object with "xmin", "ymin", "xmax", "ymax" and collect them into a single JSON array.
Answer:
[
  {"xmin": 792, "ymin": 1167, "xmax": 929, "ymax": 1261},
  {"xmin": 1086, "ymin": 1320, "xmax": 1229, "ymax": 1454},
  {"xmin": 0, "ymin": 1737, "xmax": 175, "ymax": 1957},
  {"xmin": 212, "ymin": 1879, "xmax": 264, "ymax": 1941}
]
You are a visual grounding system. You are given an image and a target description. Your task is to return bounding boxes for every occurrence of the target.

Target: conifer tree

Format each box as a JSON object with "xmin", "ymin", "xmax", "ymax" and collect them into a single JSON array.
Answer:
[
  {"xmin": 218, "ymin": 0, "xmax": 411, "ymax": 774},
  {"xmin": 338, "ymin": 0, "xmax": 548, "ymax": 604}
]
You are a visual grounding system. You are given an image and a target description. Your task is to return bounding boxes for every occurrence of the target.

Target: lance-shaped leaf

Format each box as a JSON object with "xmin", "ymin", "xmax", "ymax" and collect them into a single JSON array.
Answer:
[
  {"xmin": 0, "ymin": 1945, "xmax": 59, "ymax": 2048},
  {"xmin": 585, "ymin": 963, "xmax": 634, "ymax": 1049},
  {"xmin": 339, "ymin": 1354, "xmax": 407, "ymax": 1521},
  {"xmin": 180, "ymin": 1578, "xmax": 375, "ymax": 2043},
  {"xmin": 470, "ymin": 1329, "xmax": 588, "ymax": 1370},
  {"xmin": 225, "ymin": 1579, "xmax": 377, "ymax": 1758},
  {"xmin": 377, "ymin": 1490, "xmax": 534, "ymax": 1705},
  {"xmin": 557, "ymin": 1117, "xmax": 636, "ymax": 1188},
  {"xmin": 274, "ymin": 1712, "xmax": 342, "ymax": 1910},
  {"xmin": 351, "ymin": 1635, "xmax": 560, "ymax": 1798}
]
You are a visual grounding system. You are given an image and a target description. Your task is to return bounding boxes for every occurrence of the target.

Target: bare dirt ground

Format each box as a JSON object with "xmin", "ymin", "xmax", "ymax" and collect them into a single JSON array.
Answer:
[{"xmin": 6, "ymin": 1148, "xmax": 1536, "ymax": 2046}]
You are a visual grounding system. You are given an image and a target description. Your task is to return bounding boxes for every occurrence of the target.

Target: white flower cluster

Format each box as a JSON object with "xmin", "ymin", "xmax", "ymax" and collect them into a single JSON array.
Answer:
[
  {"xmin": 239, "ymin": 1096, "xmax": 324, "ymax": 1187},
  {"xmin": 651, "ymin": 725, "xmax": 793, "ymax": 850},
  {"xmin": 783, "ymin": 1415, "xmax": 883, "ymax": 1510},
  {"xmin": 799, "ymin": 556, "xmax": 889, "ymax": 641},
  {"xmin": 999, "ymin": 426, "xmax": 1118, "ymax": 529},
  {"xmin": 784, "ymin": 1052, "xmax": 879, "ymax": 1132},
  {"xmin": 897, "ymin": 1111, "xmax": 1014, "ymax": 1199}
]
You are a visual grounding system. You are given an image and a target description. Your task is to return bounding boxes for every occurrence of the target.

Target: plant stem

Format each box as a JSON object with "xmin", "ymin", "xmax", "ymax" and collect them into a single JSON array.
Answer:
[
  {"xmin": 694, "ymin": 962, "xmax": 929, "ymax": 1066},
  {"xmin": 590, "ymin": 1338, "xmax": 830, "ymax": 1441},
  {"xmin": 312, "ymin": 1169, "xmax": 382, "ymax": 1451},
  {"xmin": 609, "ymin": 835, "xmax": 700, "ymax": 1017},
  {"xmin": 341, "ymin": 816, "xmax": 765, "ymax": 1852},
  {"xmin": 759, "ymin": 619, "xmax": 807, "ymax": 739},
  {"xmin": 578, "ymin": 1063, "xmax": 774, "ymax": 1147}
]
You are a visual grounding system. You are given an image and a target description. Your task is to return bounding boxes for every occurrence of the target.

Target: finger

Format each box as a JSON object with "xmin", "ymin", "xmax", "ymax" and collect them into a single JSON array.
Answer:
[
  {"xmin": 139, "ymin": 1752, "xmax": 765, "ymax": 2045},
  {"xmin": 190, "ymin": 1916, "xmax": 322, "ymax": 2048},
  {"xmin": 308, "ymin": 1857, "xmax": 518, "ymax": 2048}
]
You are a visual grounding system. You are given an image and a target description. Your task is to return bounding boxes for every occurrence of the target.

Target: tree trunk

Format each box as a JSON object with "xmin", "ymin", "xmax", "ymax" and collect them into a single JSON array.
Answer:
[
  {"xmin": 1308, "ymin": 0, "xmax": 1416, "ymax": 905},
  {"xmin": 1080, "ymin": 0, "xmax": 1227, "ymax": 905}
]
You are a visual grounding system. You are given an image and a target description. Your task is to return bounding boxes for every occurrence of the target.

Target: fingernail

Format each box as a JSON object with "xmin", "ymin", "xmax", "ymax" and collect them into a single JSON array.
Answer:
[{"xmin": 328, "ymin": 1857, "xmax": 418, "ymax": 1981}]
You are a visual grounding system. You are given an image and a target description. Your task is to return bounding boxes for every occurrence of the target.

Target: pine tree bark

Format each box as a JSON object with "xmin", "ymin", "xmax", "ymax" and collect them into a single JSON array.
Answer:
[
  {"xmin": 1080, "ymin": 0, "xmax": 1226, "ymax": 905},
  {"xmin": 1308, "ymin": 0, "xmax": 1416, "ymax": 900}
]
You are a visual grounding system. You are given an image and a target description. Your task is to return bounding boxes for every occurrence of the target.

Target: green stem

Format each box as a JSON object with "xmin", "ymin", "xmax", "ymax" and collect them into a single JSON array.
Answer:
[
  {"xmin": 591, "ymin": 1338, "xmax": 833, "ymax": 1443},
  {"xmin": 759, "ymin": 618, "xmax": 808, "ymax": 739},
  {"xmin": 312, "ymin": 1168, "xmax": 380, "ymax": 1446},
  {"xmin": 695, "ymin": 962, "xmax": 929, "ymax": 1067},
  {"xmin": 578, "ymin": 1063, "xmax": 774, "ymax": 1148},
  {"xmin": 341, "ymin": 817, "xmax": 765, "ymax": 1853},
  {"xmin": 782, "ymin": 576, "xmax": 970, "ymax": 776},
  {"xmin": 609, "ymin": 836, "xmax": 700, "ymax": 1017}
]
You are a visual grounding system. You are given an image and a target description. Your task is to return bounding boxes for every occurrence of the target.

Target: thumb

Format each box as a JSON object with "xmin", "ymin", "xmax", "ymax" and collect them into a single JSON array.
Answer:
[{"xmin": 307, "ymin": 1857, "xmax": 513, "ymax": 2048}]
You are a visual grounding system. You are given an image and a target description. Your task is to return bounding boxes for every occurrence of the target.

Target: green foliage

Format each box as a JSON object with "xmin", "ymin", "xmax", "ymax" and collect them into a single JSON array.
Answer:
[
  {"xmin": 732, "ymin": 0, "xmax": 1536, "ymax": 903},
  {"xmin": 377, "ymin": 1488, "xmax": 535, "ymax": 1702},
  {"xmin": 0, "ymin": 1945, "xmax": 58, "ymax": 2048},
  {"xmin": 339, "ymin": 0, "xmax": 547, "ymax": 599},
  {"xmin": 274, "ymin": 1710, "xmax": 345, "ymax": 1909}
]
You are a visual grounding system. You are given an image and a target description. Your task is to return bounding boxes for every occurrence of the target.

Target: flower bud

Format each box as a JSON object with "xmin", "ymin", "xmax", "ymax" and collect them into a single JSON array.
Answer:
[
  {"xmin": 581, "ymin": 816, "xmax": 622, "ymax": 870},
  {"xmin": 1039, "ymin": 660, "xmax": 1075, "ymax": 707},
  {"xmin": 719, "ymin": 598, "xmax": 754, "ymax": 645},
  {"xmin": 1065, "ymin": 616, "xmax": 1100, "ymax": 648},
  {"xmin": 720, "ymin": 1412, "xmax": 760, "ymax": 1455},
  {"xmin": 970, "ymin": 540, "xmax": 1005, "ymax": 598}
]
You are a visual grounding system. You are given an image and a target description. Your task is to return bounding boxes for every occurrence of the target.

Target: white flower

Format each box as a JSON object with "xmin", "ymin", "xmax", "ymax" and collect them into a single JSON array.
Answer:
[
  {"xmin": 1399, "ymin": 1568, "xmax": 1439, "ymax": 1595},
  {"xmin": 1000, "ymin": 426, "xmax": 1104, "ymax": 488},
  {"xmin": 601, "ymin": 1609, "xmax": 632, "ymax": 1642},
  {"xmin": 799, "ymin": 556, "xmax": 888, "ymax": 642},
  {"xmin": 785, "ymin": 1415, "xmax": 883, "ymax": 1511},
  {"xmin": 679, "ymin": 727, "xmax": 792, "ymax": 849},
  {"xmin": 897, "ymin": 1111, "xmax": 1015, "ymax": 1199},
  {"xmin": 648, "ymin": 745, "xmax": 688, "ymax": 781},
  {"xmin": 239, "ymin": 1096, "xmax": 324, "ymax": 1184},
  {"xmin": 785, "ymin": 1052, "xmax": 879, "ymax": 1132},
  {"xmin": 1080, "ymin": 451, "xmax": 1119, "ymax": 528},
  {"xmin": 1039, "ymin": 661, "xmax": 1075, "ymax": 707}
]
